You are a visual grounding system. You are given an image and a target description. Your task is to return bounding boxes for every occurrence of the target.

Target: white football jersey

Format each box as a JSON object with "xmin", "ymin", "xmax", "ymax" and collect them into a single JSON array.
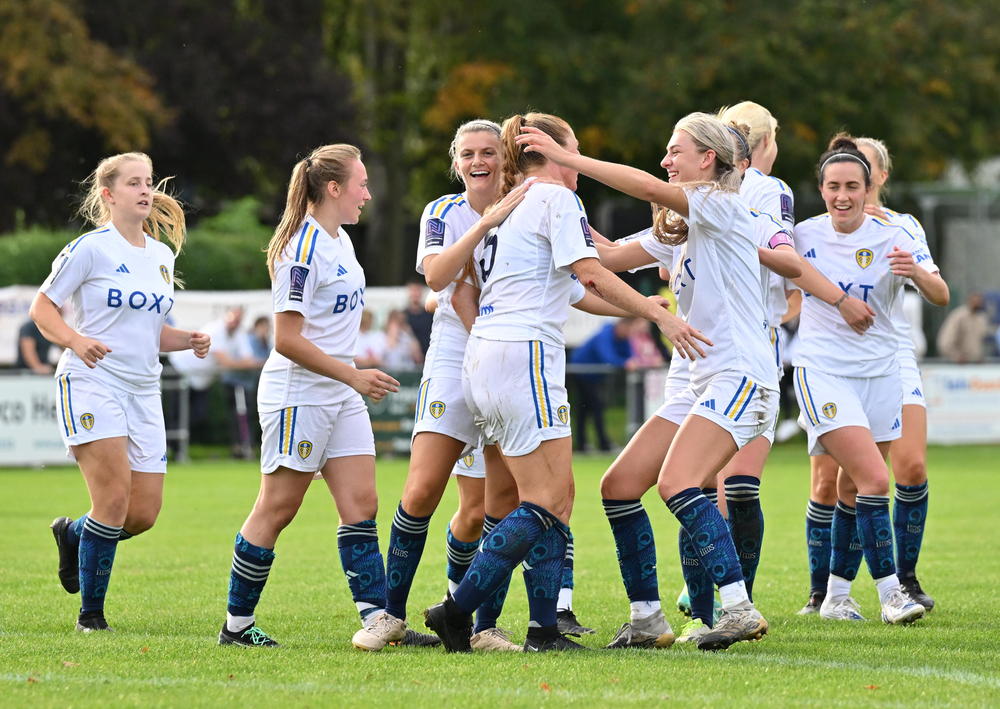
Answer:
[
  {"xmin": 741, "ymin": 169, "xmax": 795, "ymax": 327},
  {"xmin": 471, "ymin": 183, "xmax": 598, "ymax": 346},
  {"xmin": 882, "ymin": 209, "xmax": 937, "ymax": 356},
  {"xmin": 793, "ymin": 213, "xmax": 935, "ymax": 377},
  {"xmin": 639, "ymin": 188, "xmax": 776, "ymax": 389},
  {"xmin": 257, "ymin": 216, "xmax": 366, "ymax": 412},
  {"xmin": 40, "ymin": 222, "xmax": 176, "ymax": 393},
  {"xmin": 416, "ymin": 193, "xmax": 481, "ymax": 376}
]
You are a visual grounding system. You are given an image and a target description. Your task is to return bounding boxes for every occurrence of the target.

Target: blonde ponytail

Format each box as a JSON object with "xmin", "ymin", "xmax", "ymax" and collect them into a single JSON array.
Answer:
[{"xmin": 266, "ymin": 144, "xmax": 362, "ymax": 277}]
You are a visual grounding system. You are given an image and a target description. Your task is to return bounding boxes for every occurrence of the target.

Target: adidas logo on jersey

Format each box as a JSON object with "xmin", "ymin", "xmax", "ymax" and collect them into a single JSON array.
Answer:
[
  {"xmin": 116, "ymin": 264, "xmax": 130, "ymax": 273},
  {"xmin": 700, "ymin": 399, "xmax": 716, "ymax": 410},
  {"xmin": 912, "ymin": 387, "xmax": 922, "ymax": 397},
  {"xmin": 336, "ymin": 264, "xmax": 348, "ymax": 277},
  {"xmin": 804, "ymin": 249, "xmax": 817, "ymax": 258}
]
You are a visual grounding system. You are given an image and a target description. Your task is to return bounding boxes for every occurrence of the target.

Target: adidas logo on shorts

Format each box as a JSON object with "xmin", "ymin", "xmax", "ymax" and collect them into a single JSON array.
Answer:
[{"xmin": 115, "ymin": 264, "xmax": 130, "ymax": 273}]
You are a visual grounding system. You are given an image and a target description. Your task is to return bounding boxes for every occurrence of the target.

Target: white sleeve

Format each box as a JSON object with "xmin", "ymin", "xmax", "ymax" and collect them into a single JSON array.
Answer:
[
  {"xmin": 638, "ymin": 233, "xmax": 674, "ymax": 268},
  {"xmin": 39, "ymin": 240, "xmax": 94, "ymax": 307},
  {"xmin": 569, "ymin": 275, "xmax": 587, "ymax": 304},
  {"xmin": 684, "ymin": 188, "xmax": 728, "ymax": 240},
  {"xmin": 271, "ymin": 252, "xmax": 319, "ymax": 315},
  {"xmin": 548, "ymin": 189, "xmax": 599, "ymax": 272},
  {"xmin": 759, "ymin": 182, "xmax": 795, "ymax": 229},
  {"xmin": 416, "ymin": 202, "xmax": 457, "ymax": 274},
  {"xmin": 898, "ymin": 231, "xmax": 938, "ymax": 275}
]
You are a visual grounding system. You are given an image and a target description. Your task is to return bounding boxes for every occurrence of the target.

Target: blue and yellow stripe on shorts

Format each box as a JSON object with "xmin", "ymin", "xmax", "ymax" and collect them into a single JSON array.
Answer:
[
  {"xmin": 528, "ymin": 341, "xmax": 554, "ymax": 428},
  {"xmin": 794, "ymin": 367, "xmax": 821, "ymax": 425},
  {"xmin": 414, "ymin": 379, "xmax": 431, "ymax": 423},
  {"xmin": 57, "ymin": 374, "xmax": 77, "ymax": 437},
  {"xmin": 723, "ymin": 376, "xmax": 758, "ymax": 422},
  {"xmin": 768, "ymin": 327, "xmax": 781, "ymax": 369},
  {"xmin": 294, "ymin": 222, "xmax": 319, "ymax": 265},
  {"xmin": 277, "ymin": 407, "xmax": 298, "ymax": 455}
]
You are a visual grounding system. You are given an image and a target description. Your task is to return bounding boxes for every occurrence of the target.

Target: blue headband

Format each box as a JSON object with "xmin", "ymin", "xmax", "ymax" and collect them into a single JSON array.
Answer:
[{"xmin": 727, "ymin": 126, "xmax": 751, "ymax": 160}]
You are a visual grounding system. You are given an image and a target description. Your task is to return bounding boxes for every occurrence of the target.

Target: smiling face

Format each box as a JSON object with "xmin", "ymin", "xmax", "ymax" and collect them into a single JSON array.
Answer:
[
  {"xmin": 332, "ymin": 158, "xmax": 371, "ymax": 225},
  {"xmin": 820, "ymin": 160, "xmax": 871, "ymax": 233},
  {"xmin": 660, "ymin": 130, "xmax": 714, "ymax": 183},
  {"xmin": 104, "ymin": 159, "xmax": 153, "ymax": 223},
  {"xmin": 454, "ymin": 130, "xmax": 501, "ymax": 200}
]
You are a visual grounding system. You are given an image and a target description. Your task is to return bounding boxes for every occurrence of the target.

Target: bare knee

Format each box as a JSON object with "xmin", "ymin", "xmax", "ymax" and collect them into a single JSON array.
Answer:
[
  {"xmin": 893, "ymin": 457, "xmax": 927, "ymax": 486},
  {"xmin": 401, "ymin": 477, "xmax": 446, "ymax": 517},
  {"xmin": 123, "ymin": 507, "xmax": 160, "ymax": 535}
]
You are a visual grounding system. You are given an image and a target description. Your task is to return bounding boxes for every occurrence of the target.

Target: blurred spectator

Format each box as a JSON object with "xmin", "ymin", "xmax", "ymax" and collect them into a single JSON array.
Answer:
[
  {"xmin": 16, "ymin": 318, "xmax": 53, "ymax": 373},
  {"xmin": 382, "ymin": 309, "xmax": 423, "ymax": 372},
  {"xmin": 404, "ymin": 279, "xmax": 434, "ymax": 355},
  {"xmin": 355, "ymin": 310, "xmax": 386, "ymax": 368},
  {"xmin": 937, "ymin": 292, "xmax": 992, "ymax": 363},
  {"xmin": 627, "ymin": 322, "xmax": 666, "ymax": 368},
  {"xmin": 247, "ymin": 315, "xmax": 272, "ymax": 362},
  {"xmin": 569, "ymin": 318, "xmax": 640, "ymax": 452}
]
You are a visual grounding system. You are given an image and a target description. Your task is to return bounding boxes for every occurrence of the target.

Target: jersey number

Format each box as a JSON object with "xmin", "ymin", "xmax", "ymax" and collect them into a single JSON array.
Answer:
[{"xmin": 479, "ymin": 233, "xmax": 498, "ymax": 283}]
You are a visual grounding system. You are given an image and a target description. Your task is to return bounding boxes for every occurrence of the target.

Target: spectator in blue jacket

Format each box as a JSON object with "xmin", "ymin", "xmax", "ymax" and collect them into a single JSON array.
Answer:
[{"xmin": 569, "ymin": 318, "xmax": 638, "ymax": 452}]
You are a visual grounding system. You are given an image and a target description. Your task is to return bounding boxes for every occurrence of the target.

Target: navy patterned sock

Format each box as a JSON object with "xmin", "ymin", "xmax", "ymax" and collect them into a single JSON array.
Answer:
[
  {"xmin": 560, "ymin": 530, "xmax": 575, "ymax": 593},
  {"xmin": 805, "ymin": 500, "xmax": 834, "ymax": 593},
  {"xmin": 830, "ymin": 502, "xmax": 862, "ymax": 581},
  {"xmin": 446, "ymin": 527, "xmax": 480, "ymax": 589},
  {"xmin": 337, "ymin": 520, "xmax": 388, "ymax": 621},
  {"xmin": 64, "ymin": 514, "xmax": 87, "ymax": 547},
  {"xmin": 227, "ymin": 532, "xmax": 275, "ymax": 617},
  {"xmin": 474, "ymin": 515, "xmax": 511, "ymax": 633},
  {"xmin": 522, "ymin": 522, "xmax": 570, "ymax": 628},
  {"xmin": 79, "ymin": 517, "xmax": 122, "ymax": 614},
  {"xmin": 666, "ymin": 487, "xmax": 743, "ymax": 589},
  {"xmin": 725, "ymin": 476, "xmax": 764, "ymax": 601},
  {"xmin": 602, "ymin": 499, "xmax": 659, "ymax": 603},
  {"xmin": 681, "ymin": 488, "xmax": 717, "ymax": 625},
  {"xmin": 384, "ymin": 504, "xmax": 431, "ymax": 619},
  {"xmin": 894, "ymin": 482, "xmax": 928, "ymax": 576},
  {"xmin": 452, "ymin": 502, "xmax": 556, "ymax": 615},
  {"xmin": 855, "ymin": 494, "xmax": 896, "ymax": 581}
]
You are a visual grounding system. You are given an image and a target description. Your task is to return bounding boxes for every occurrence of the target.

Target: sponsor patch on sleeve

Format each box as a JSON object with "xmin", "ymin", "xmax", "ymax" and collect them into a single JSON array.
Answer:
[
  {"xmin": 289, "ymin": 265, "xmax": 309, "ymax": 302},
  {"xmin": 780, "ymin": 194, "xmax": 794, "ymax": 225},
  {"xmin": 580, "ymin": 217, "xmax": 594, "ymax": 247},
  {"xmin": 425, "ymin": 218, "xmax": 445, "ymax": 248}
]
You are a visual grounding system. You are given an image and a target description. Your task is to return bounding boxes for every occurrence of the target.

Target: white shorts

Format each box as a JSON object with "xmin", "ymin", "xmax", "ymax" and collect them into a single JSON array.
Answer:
[
  {"xmin": 259, "ymin": 396, "xmax": 375, "ymax": 474},
  {"xmin": 412, "ymin": 376, "xmax": 480, "ymax": 447},
  {"xmin": 897, "ymin": 349, "xmax": 926, "ymax": 408},
  {"xmin": 463, "ymin": 336, "xmax": 571, "ymax": 457},
  {"xmin": 688, "ymin": 372, "xmax": 778, "ymax": 449},
  {"xmin": 452, "ymin": 446, "xmax": 486, "ymax": 479},
  {"xmin": 793, "ymin": 367, "xmax": 902, "ymax": 456},
  {"xmin": 55, "ymin": 373, "xmax": 167, "ymax": 473},
  {"xmin": 654, "ymin": 375, "xmax": 696, "ymax": 426}
]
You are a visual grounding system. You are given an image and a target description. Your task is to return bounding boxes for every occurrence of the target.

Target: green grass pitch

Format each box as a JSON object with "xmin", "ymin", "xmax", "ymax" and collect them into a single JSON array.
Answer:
[{"xmin": 2, "ymin": 443, "xmax": 999, "ymax": 707}]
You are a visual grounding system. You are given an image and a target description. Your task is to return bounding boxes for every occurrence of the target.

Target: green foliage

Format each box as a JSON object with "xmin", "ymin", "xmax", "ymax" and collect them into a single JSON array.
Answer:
[
  {"xmin": 2, "ymin": 445, "xmax": 999, "ymax": 706},
  {"xmin": 0, "ymin": 199, "xmax": 273, "ymax": 289}
]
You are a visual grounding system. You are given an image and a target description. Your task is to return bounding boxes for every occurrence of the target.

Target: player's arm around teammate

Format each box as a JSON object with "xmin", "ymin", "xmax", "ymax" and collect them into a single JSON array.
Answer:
[
  {"xmin": 520, "ymin": 113, "xmax": 784, "ymax": 651},
  {"xmin": 219, "ymin": 145, "xmax": 404, "ymax": 650},
  {"xmin": 34, "ymin": 153, "xmax": 207, "ymax": 632}
]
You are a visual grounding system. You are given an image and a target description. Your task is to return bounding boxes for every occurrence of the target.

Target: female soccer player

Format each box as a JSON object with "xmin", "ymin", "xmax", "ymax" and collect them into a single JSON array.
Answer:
[
  {"xmin": 586, "ymin": 121, "xmax": 800, "ymax": 647},
  {"xmin": 515, "ymin": 112, "xmax": 790, "ymax": 651},
  {"xmin": 791, "ymin": 136, "xmax": 947, "ymax": 624},
  {"xmin": 423, "ymin": 112, "xmax": 708, "ymax": 653},
  {"xmin": 798, "ymin": 135, "xmax": 948, "ymax": 616},
  {"xmin": 36, "ymin": 152, "xmax": 210, "ymax": 632},
  {"xmin": 218, "ymin": 144, "xmax": 406, "ymax": 649},
  {"xmin": 378, "ymin": 120, "xmax": 537, "ymax": 652}
]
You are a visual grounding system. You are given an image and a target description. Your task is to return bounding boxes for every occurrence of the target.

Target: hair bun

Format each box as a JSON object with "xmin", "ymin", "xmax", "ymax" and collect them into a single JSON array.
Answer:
[{"xmin": 827, "ymin": 131, "xmax": 858, "ymax": 152}]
